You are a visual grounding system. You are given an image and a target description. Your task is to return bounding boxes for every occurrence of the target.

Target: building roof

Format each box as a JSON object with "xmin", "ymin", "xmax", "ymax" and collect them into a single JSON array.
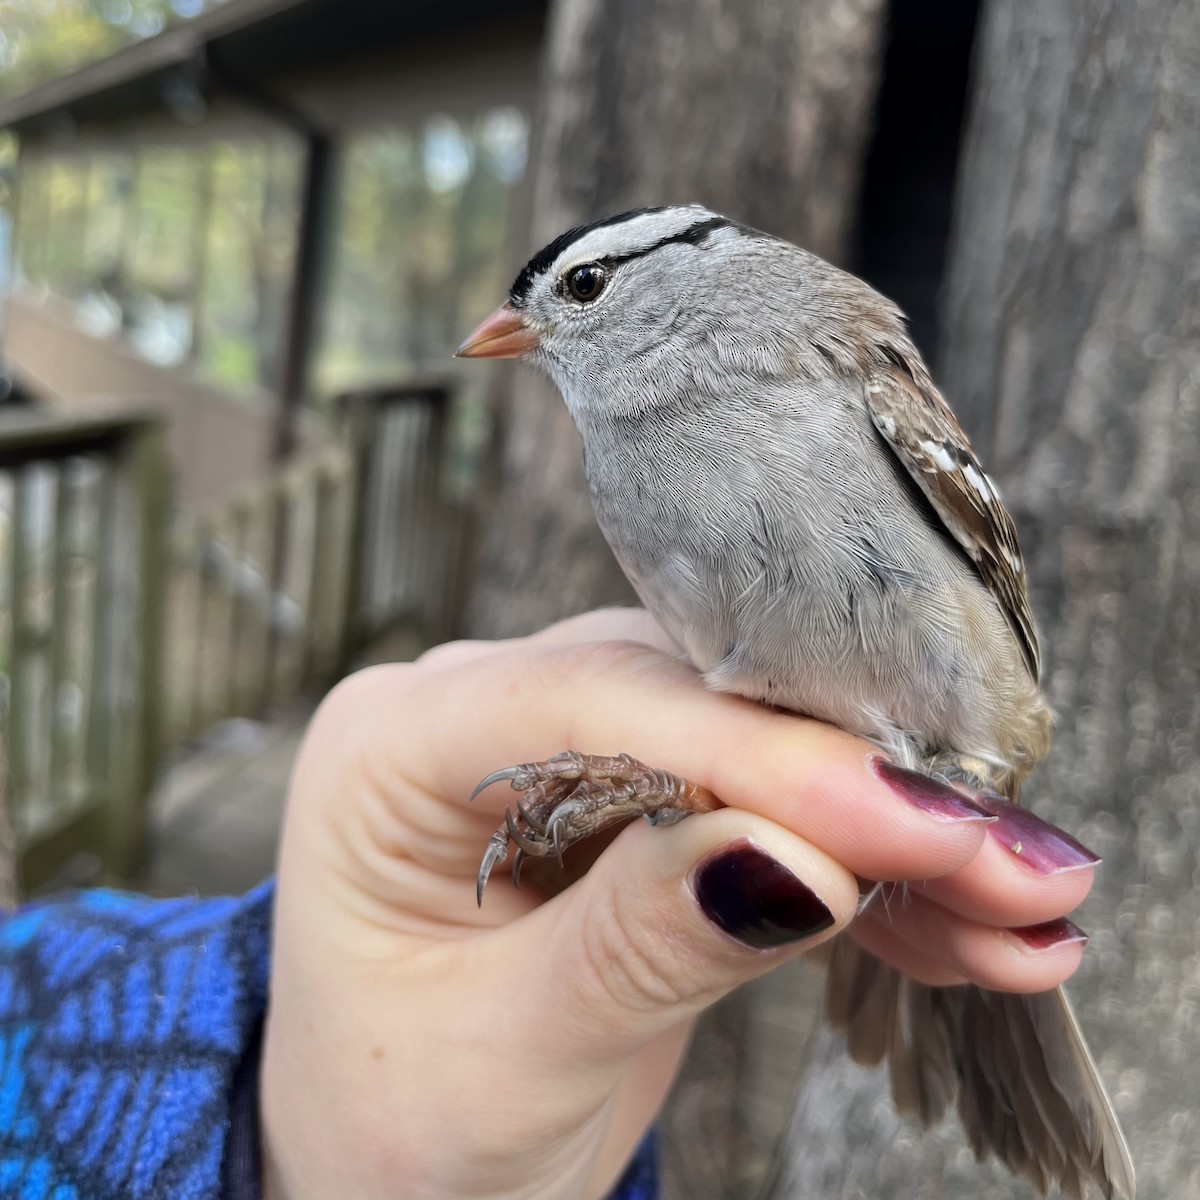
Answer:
[{"xmin": 0, "ymin": 0, "xmax": 536, "ymax": 138}]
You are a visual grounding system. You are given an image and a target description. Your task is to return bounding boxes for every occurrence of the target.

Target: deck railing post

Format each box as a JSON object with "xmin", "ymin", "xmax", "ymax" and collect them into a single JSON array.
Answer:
[
  {"xmin": 0, "ymin": 410, "xmax": 167, "ymax": 893},
  {"xmin": 336, "ymin": 391, "xmax": 376, "ymax": 665},
  {"xmin": 109, "ymin": 417, "xmax": 170, "ymax": 877}
]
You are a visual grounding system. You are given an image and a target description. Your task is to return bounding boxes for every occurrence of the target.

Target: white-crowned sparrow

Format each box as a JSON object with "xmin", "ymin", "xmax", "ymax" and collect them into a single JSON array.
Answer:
[{"xmin": 457, "ymin": 204, "xmax": 1134, "ymax": 1199}]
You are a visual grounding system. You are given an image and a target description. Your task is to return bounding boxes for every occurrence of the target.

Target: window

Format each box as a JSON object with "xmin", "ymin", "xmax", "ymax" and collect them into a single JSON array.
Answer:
[
  {"xmin": 12, "ymin": 133, "xmax": 302, "ymax": 393},
  {"xmin": 124, "ymin": 148, "xmax": 204, "ymax": 365},
  {"xmin": 0, "ymin": 135, "xmax": 13, "ymax": 313},
  {"xmin": 194, "ymin": 138, "xmax": 302, "ymax": 391},
  {"xmin": 18, "ymin": 155, "xmax": 90, "ymax": 299},
  {"xmin": 10, "ymin": 105, "xmax": 524, "ymax": 409},
  {"xmin": 312, "ymin": 106, "xmax": 529, "ymax": 401},
  {"xmin": 74, "ymin": 153, "xmax": 134, "ymax": 339}
]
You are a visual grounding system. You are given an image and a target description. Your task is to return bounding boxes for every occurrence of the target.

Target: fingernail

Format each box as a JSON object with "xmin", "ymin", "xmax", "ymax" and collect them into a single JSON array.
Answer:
[
  {"xmin": 974, "ymin": 792, "xmax": 1102, "ymax": 875},
  {"xmin": 693, "ymin": 840, "xmax": 835, "ymax": 950},
  {"xmin": 870, "ymin": 758, "xmax": 998, "ymax": 823},
  {"xmin": 1010, "ymin": 917, "xmax": 1089, "ymax": 952}
]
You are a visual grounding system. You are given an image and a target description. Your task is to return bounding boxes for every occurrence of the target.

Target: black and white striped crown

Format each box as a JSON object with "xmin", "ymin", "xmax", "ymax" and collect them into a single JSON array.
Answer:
[{"xmin": 509, "ymin": 205, "xmax": 742, "ymax": 303}]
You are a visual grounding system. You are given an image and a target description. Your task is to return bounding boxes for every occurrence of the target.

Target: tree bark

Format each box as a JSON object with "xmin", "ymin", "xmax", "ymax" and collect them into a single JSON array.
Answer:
[
  {"xmin": 770, "ymin": 3, "xmax": 1200, "ymax": 1197},
  {"xmin": 466, "ymin": 0, "xmax": 887, "ymax": 639}
]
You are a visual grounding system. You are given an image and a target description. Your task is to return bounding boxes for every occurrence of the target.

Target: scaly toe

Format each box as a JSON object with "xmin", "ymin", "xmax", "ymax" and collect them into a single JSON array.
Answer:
[
  {"xmin": 505, "ymin": 808, "xmax": 550, "ymax": 858},
  {"xmin": 517, "ymin": 798, "xmax": 550, "ymax": 835}
]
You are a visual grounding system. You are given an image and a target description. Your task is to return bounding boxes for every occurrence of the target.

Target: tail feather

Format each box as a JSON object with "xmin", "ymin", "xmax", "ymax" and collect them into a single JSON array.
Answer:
[
  {"xmin": 826, "ymin": 939, "xmax": 1135, "ymax": 1199},
  {"xmin": 826, "ymin": 932, "xmax": 898, "ymax": 1066},
  {"xmin": 891, "ymin": 976, "xmax": 958, "ymax": 1126}
]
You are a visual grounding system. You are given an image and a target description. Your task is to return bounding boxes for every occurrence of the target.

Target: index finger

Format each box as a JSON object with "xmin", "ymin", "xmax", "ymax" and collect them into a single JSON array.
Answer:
[{"xmin": 392, "ymin": 638, "xmax": 994, "ymax": 885}]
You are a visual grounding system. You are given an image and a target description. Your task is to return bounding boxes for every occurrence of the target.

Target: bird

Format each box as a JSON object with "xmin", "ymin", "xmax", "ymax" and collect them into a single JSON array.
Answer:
[{"xmin": 455, "ymin": 204, "xmax": 1135, "ymax": 1199}]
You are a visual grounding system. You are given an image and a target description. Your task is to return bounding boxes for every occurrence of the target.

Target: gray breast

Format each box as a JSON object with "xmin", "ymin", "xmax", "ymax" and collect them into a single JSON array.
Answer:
[{"xmin": 578, "ymin": 378, "xmax": 1017, "ymax": 761}]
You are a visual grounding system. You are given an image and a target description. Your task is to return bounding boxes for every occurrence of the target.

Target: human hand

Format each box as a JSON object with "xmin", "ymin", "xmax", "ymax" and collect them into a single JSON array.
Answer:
[{"xmin": 260, "ymin": 608, "xmax": 1095, "ymax": 1200}]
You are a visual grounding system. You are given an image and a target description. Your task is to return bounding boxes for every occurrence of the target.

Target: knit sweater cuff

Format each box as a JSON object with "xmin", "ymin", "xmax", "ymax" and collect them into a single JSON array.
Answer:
[{"xmin": 0, "ymin": 880, "xmax": 274, "ymax": 1199}]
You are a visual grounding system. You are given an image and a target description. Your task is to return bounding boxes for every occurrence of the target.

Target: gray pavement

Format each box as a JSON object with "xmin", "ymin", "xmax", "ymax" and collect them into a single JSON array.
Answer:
[
  {"xmin": 137, "ymin": 626, "xmax": 426, "ymax": 897},
  {"xmin": 137, "ymin": 706, "xmax": 311, "ymax": 897}
]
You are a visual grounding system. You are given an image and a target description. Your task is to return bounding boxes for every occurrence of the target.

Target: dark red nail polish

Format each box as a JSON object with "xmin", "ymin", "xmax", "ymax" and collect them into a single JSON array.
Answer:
[
  {"xmin": 871, "ymin": 758, "xmax": 998, "ymax": 823},
  {"xmin": 1011, "ymin": 917, "xmax": 1089, "ymax": 952},
  {"xmin": 974, "ymin": 793, "xmax": 1102, "ymax": 875},
  {"xmin": 693, "ymin": 840, "xmax": 835, "ymax": 950}
]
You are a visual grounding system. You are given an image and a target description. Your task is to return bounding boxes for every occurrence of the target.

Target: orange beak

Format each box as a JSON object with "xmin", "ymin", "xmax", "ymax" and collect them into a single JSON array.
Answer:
[{"xmin": 455, "ymin": 303, "xmax": 542, "ymax": 359}]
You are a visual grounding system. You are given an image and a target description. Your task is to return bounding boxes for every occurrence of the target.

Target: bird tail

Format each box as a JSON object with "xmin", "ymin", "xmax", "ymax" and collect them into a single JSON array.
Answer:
[{"xmin": 825, "ymin": 937, "xmax": 1136, "ymax": 1199}]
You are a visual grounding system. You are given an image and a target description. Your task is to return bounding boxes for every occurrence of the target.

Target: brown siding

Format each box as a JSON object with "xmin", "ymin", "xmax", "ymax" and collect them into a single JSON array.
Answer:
[{"xmin": 3, "ymin": 293, "xmax": 331, "ymax": 511}]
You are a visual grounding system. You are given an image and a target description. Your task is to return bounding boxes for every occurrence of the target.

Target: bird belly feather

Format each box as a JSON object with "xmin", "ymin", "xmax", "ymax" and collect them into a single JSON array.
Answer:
[{"xmin": 583, "ymin": 395, "xmax": 1046, "ymax": 777}]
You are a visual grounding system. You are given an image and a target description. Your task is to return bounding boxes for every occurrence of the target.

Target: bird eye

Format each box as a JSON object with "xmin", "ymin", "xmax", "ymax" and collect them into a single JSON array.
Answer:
[{"xmin": 565, "ymin": 263, "xmax": 607, "ymax": 303}]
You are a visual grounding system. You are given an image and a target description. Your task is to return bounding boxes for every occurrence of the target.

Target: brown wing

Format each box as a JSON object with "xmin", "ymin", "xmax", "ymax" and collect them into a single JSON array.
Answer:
[{"xmin": 864, "ymin": 362, "xmax": 1041, "ymax": 681}]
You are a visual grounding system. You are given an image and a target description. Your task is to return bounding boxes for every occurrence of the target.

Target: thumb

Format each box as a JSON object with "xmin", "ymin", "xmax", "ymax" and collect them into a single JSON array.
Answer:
[{"xmin": 499, "ymin": 807, "xmax": 859, "ymax": 1070}]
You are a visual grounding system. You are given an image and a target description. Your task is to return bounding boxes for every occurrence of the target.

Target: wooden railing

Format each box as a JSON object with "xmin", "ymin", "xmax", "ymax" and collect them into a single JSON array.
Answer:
[
  {"xmin": 0, "ymin": 380, "xmax": 466, "ymax": 891},
  {"xmin": 0, "ymin": 410, "xmax": 168, "ymax": 892},
  {"xmin": 337, "ymin": 380, "xmax": 467, "ymax": 651},
  {"xmin": 163, "ymin": 379, "xmax": 464, "ymax": 750},
  {"xmin": 162, "ymin": 441, "xmax": 355, "ymax": 746}
]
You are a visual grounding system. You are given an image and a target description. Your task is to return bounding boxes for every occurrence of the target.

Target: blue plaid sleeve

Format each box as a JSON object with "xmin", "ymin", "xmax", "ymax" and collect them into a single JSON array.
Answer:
[
  {"xmin": 610, "ymin": 1131, "xmax": 658, "ymax": 1199},
  {"xmin": 0, "ymin": 882, "xmax": 273, "ymax": 1200},
  {"xmin": 0, "ymin": 882, "xmax": 658, "ymax": 1200}
]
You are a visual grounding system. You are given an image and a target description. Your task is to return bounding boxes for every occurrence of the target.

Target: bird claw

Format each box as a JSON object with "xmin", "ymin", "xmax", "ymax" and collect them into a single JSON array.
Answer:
[
  {"xmin": 550, "ymin": 815, "xmax": 566, "ymax": 867},
  {"xmin": 476, "ymin": 832, "xmax": 510, "ymax": 906},
  {"xmin": 470, "ymin": 766, "xmax": 523, "ymax": 804},
  {"xmin": 471, "ymin": 751, "xmax": 719, "ymax": 904}
]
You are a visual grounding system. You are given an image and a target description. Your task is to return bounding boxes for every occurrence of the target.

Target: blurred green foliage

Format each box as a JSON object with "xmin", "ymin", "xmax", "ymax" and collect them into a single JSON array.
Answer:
[
  {"xmin": 315, "ymin": 110, "xmax": 528, "ymax": 399},
  {"xmin": 16, "ymin": 135, "xmax": 302, "ymax": 388},
  {"xmin": 12, "ymin": 107, "xmax": 528, "ymax": 413},
  {"xmin": 0, "ymin": 0, "xmax": 215, "ymax": 100}
]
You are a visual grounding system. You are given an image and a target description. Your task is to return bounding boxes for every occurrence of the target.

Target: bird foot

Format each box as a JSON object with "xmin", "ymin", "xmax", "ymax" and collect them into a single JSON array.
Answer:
[{"xmin": 471, "ymin": 751, "xmax": 719, "ymax": 904}]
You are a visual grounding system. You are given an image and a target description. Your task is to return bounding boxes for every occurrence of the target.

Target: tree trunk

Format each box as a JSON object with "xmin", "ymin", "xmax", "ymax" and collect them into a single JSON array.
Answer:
[
  {"xmin": 466, "ymin": 0, "xmax": 887, "ymax": 640},
  {"xmin": 770, "ymin": 3, "xmax": 1200, "ymax": 1197}
]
